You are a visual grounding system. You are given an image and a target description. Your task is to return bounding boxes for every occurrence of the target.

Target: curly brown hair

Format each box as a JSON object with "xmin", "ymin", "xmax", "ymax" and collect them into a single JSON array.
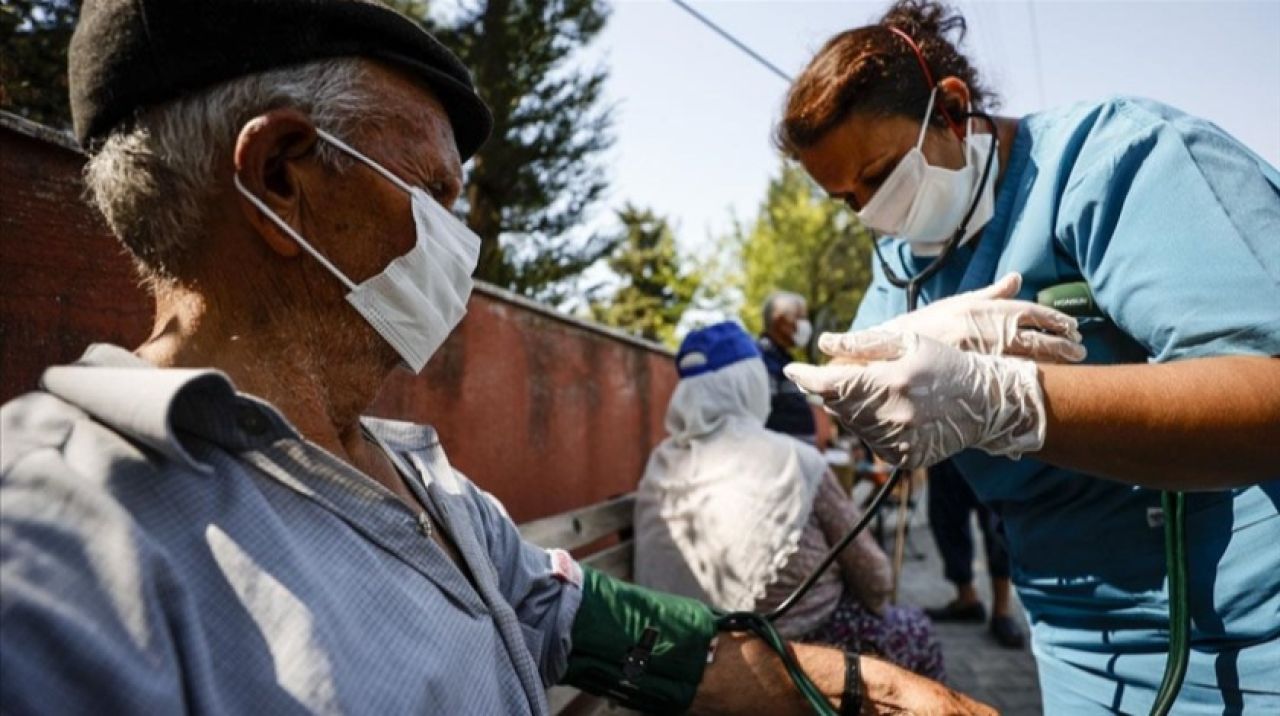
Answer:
[{"xmin": 775, "ymin": 0, "xmax": 997, "ymax": 156}]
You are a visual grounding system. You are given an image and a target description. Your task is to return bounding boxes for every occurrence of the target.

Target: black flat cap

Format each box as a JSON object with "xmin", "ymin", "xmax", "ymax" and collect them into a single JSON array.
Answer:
[{"xmin": 69, "ymin": 0, "xmax": 493, "ymax": 159}]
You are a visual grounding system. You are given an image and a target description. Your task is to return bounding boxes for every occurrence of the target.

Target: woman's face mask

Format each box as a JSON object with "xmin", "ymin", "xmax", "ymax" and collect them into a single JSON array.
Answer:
[
  {"xmin": 234, "ymin": 129, "xmax": 480, "ymax": 373},
  {"xmin": 856, "ymin": 87, "xmax": 999, "ymax": 254}
]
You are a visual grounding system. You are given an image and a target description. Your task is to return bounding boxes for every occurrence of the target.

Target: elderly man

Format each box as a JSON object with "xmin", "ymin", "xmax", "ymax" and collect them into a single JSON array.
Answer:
[
  {"xmin": 0, "ymin": 2, "xmax": 992, "ymax": 715},
  {"xmin": 758, "ymin": 291, "xmax": 824, "ymax": 444}
]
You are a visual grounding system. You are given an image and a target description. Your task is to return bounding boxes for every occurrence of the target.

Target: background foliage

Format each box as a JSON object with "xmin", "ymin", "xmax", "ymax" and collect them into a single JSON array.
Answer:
[
  {"xmin": 730, "ymin": 161, "xmax": 875, "ymax": 346},
  {"xmin": 408, "ymin": 0, "xmax": 617, "ymax": 306},
  {"xmin": 0, "ymin": 0, "xmax": 78, "ymax": 129},
  {"xmin": 1, "ymin": 1, "xmax": 877, "ymax": 351},
  {"xmin": 588, "ymin": 204, "xmax": 702, "ymax": 347}
]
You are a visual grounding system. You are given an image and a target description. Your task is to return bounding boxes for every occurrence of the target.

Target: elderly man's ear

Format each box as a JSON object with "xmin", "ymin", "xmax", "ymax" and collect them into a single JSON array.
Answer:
[{"xmin": 234, "ymin": 108, "xmax": 321, "ymax": 258}]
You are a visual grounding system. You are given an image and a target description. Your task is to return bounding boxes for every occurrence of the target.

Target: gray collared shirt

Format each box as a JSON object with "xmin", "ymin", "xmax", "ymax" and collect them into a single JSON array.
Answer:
[{"xmin": 0, "ymin": 344, "xmax": 581, "ymax": 715}]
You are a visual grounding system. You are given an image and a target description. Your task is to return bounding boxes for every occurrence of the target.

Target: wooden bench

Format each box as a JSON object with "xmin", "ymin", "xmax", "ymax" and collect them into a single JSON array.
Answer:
[{"xmin": 518, "ymin": 493, "xmax": 639, "ymax": 715}]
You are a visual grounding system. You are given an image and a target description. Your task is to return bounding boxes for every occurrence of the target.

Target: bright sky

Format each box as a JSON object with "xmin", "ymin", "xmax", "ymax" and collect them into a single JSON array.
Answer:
[{"xmin": 583, "ymin": 0, "xmax": 1280, "ymax": 252}]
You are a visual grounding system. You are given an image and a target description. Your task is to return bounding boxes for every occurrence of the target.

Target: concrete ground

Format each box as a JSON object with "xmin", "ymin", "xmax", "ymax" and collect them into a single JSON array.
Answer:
[{"xmin": 875, "ymin": 482, "xmax": 1043, "ymax": 716}]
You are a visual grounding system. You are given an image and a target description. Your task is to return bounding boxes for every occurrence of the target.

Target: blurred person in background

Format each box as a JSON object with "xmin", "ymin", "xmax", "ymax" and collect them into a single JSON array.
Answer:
[
  {"xmin": 635, "ymin": 321, "xmax": 946, "ymax": 681},
  {"xmin": 758, "ymin": 291, "xmax": 831, "ymax": 446},
  {"xmin": 924, "ymin": 459, "xmax": 1023, "ymax": 649}
]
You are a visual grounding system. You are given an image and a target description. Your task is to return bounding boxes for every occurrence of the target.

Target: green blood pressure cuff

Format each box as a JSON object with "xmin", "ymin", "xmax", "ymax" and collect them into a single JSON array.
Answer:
[{"xmin": 563, "ymin": 566, "xmax": 718, "ymax": 713}]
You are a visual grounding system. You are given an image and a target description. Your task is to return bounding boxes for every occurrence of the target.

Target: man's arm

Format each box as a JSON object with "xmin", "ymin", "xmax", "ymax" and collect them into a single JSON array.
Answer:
[
  {"xmin": 1038, "ymin": 355, "xmax": 1280, "ymax": 490},
  {"xmin": 692, "ymin": 632, "xmax": 993, "ymax": 716},
  {"xmin": 1, "ymin": 450, "xmax": 187, "ymax": 714},
  {"xmin": 563, "ymin": 565, "xmax": 992, "ymax": 715},
  {"xmin": 459, "ymin": 477, "xmax": 583, "ymax": 686}
]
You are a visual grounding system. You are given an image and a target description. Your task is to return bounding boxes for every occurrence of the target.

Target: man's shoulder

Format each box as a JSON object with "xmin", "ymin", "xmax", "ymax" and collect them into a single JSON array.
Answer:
[
  {"xmin": 2, "ymin": 388, "xmax": 166, "ymax": 508},
  {"xmin": 1, "ymin": 390, "xmax": 170, "ymax": 582},
  {"xmin": 756, "ymin": 335, "xmax": 789, "ymax": 371},
  {"xmin": 2, "ymin": 390, "xmax": 89, "ymax": 475}
]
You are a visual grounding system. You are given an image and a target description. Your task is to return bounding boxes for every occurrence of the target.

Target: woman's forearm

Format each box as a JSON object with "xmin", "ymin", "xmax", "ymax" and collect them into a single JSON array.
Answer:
[{"xmin": 1037, "ymin": 355, "xmax": 1280, "ymax": 490}]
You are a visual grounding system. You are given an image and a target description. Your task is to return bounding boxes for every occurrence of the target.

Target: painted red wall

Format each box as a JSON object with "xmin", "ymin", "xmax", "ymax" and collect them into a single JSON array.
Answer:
[{"xmin": 0, "ymin": 114, "xmax": 677, "ymax": 522}]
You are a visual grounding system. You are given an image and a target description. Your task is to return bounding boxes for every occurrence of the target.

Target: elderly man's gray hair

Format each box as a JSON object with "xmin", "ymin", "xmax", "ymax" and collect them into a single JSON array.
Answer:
[
  {"xmin": 84, "ymin": 58, "xmax": 377, "ymax": 286},
  {"xmin": 762, "ymin": 291, "xmax": 807, "ymax": 332}
]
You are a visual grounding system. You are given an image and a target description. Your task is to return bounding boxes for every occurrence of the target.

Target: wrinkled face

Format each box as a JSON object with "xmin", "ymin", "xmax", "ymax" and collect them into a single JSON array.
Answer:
[
  {"xmin": 234, "ymin": 60, "xmax": 465, "ymax": 373},
  {"xmin": 298, "ymin": 64, "xmax": 463, "ymax": 289},
  {"xmin": 794, "ymin": 110, "xmax": 966, "ymax": 213}
]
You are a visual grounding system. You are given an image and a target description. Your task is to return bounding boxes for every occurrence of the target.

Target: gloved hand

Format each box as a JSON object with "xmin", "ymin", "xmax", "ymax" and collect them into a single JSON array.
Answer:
[
  {"xmin": 784, "ymin": 331, "xmax": 1046, "ymax": 469},
  {"xmin": 821, "ymin": 273, "xmax": 1086, "ymax": 363}
]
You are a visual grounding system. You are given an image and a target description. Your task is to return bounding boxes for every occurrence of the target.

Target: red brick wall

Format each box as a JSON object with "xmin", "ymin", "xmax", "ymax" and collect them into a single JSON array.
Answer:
[{"xmin": 0, "ymin": 114, "xmax": 676, "ymax": 522}]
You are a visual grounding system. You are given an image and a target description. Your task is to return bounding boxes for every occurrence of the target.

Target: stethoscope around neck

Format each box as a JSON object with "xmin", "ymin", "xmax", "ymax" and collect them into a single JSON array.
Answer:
[{"xmin": 870, "ymin": 109, "xmax": 1000, "ymax": 312}]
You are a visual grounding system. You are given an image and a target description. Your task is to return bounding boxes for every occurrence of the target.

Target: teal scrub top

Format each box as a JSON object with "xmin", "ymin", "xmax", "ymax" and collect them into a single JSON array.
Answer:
[{"xmin": 852, "ymin": 97, "xmax": 1280, "ymax": 714}]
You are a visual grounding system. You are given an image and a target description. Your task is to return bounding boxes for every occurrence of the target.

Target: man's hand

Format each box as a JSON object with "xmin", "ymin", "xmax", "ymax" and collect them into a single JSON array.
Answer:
[
  {"xmin": 691, "ymin": 631, "xmax": 994, "ymax": 715},
  {"xmin": 785, "ymin": 331, "xmax": 1045, "ymax": 469},
  {"xmin": 823, "ymin": 273, "xmax": 1085, "ymax": 363}
]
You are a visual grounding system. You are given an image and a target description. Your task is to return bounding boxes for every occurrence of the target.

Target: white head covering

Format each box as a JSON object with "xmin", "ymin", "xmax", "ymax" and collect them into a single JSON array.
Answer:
[{"xmin": 633, "ymin": 355, "xmax": 829, "ymax": 611}]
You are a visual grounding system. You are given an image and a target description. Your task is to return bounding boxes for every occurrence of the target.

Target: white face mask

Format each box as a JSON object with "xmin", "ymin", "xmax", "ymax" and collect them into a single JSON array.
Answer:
[
  {"xmin": 234, "ymin": 129, "xmax": 480, "ymax": 373},
  {"xmin": 856, "ymin": 87, "xmax": 999, "ymax": 255},
  {"xmin": 792, "ymin": 319, "xmax": 813, "ymax": 347}
]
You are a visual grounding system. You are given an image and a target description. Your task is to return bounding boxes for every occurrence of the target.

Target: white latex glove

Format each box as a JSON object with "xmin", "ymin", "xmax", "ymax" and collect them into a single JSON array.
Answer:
[
  {"xmin": 822, "ymin": 273, "xmax": 1086, "ymax": 363},
  {"xmin": 784, "ymin": 331, "xmax": 1046, "ymax": 470}
]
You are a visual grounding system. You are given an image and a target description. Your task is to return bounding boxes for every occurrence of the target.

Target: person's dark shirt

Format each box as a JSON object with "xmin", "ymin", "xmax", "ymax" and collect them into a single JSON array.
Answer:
[{"xmin": 757, "ymin": 334, "xmax": 816, "ymax": 438}]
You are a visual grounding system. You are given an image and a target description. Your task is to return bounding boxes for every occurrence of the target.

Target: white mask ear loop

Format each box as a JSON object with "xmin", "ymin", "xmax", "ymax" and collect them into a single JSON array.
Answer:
[
  {"xmin": 914, "ymin": 86, "xmax": 939, "ymax": 150},
  {"xmin": 916, "ymin": 88, "xmax": 975, "ymax": 172},
  {"xmin": 314, "ymin": 128, "xmax": 415, "ymax": 196},
  {"xmin": 963, "ymin": 101, "xmax": 976, "ymax": 170},
  {"xmin": 232, "ymin": 173, "xmax": 358, "ymax": 291}
]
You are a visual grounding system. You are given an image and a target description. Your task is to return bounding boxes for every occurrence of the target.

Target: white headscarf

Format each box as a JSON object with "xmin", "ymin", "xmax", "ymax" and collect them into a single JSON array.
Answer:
[{"xmin": 634, "ymin": 357, "xmax": 829, "ymax": 611}]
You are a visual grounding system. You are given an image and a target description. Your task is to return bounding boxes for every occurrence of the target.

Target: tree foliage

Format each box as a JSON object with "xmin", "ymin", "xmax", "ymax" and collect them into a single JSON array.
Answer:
[
  {"xmin": 414, "ymin": 0, "xmax": 615, "ymax": 305},
  {"xmin": 731, "ymin": 161, "xmax": 875, "ymax": 346},
  {"xmin": 589, "ymin": 204, "xmax": 701, "ymax": 348},
  {"xmin": 0, "ymin": 0, "xmax": 79, "ymax": 129},
  {"xmin": 3, "ymin": 0, "xmax": 615, "ymax": 307}
]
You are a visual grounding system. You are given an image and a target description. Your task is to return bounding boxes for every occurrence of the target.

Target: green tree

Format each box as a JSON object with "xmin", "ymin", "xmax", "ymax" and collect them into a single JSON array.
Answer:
[
  {"xmin": 731, "ymin": 161, "xmax": 875, "ymax": 350},
  {"xmin": 590, "ymin": 204, "xmax": 701, "ymax": 348},
  {"xmin": 0, "ymin": 0, "xmax": 79, "ymax": 129},
  {"xmin": 3, "ymin": 0, "xmax": 616, "ymax": 308},
  {"xmin": 416, "ymin": 0, "xmax": 615, "ymax": 305}
]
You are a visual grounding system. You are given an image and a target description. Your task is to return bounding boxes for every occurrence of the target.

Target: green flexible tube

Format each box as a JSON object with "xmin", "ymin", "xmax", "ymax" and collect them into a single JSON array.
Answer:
[
  {"xmin": 716, "ymin": 611, "xmax": 838, "ymax": 716},
  {"xmin": 1032, "ymin": 285, "xmax": 1191, "ymax": 715},
  {"xmin": 720, "ymin": 455, "xmax": 1195, "ymax": 716},
  {"xmin": 1150, "ymin": 491, "xmax": 1189, "ymax": 716}
]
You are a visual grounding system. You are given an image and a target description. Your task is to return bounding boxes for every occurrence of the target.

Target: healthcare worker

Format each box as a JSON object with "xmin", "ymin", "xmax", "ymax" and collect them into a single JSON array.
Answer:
[{"xmin": 775, "ymin": 1, "xmax": 1280, "ymax": 713}]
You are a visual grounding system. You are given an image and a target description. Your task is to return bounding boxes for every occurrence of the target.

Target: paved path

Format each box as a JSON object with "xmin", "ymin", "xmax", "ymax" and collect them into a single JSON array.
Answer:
[{"xmin": 872, "ymin": 482, "xmax": 1043, "ymax": 716}]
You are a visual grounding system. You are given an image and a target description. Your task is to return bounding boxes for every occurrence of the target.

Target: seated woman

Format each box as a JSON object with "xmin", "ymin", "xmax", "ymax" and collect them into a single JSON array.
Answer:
[{"xmin": 634, "ymin": 321, "xmax": 944, "ymax": 680}]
